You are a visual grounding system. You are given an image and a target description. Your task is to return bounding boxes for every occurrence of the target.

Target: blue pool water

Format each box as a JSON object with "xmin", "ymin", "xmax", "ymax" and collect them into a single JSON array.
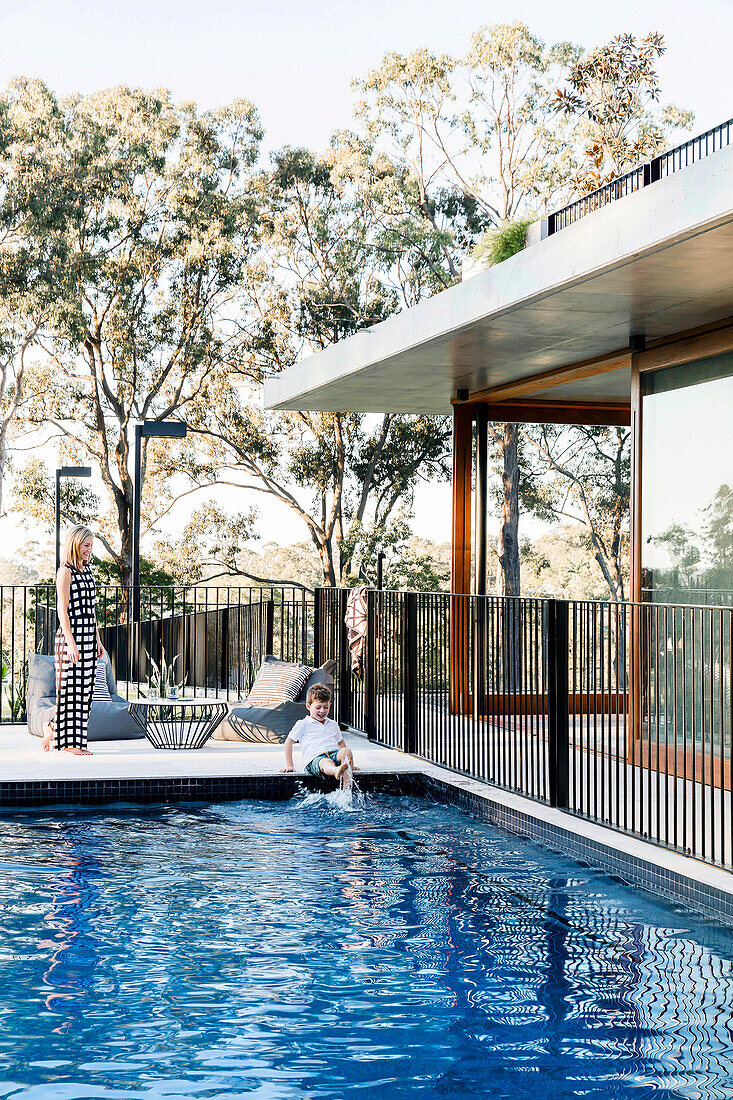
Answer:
[{"xmin": 1, "ymin": 793, "xmax": 733, "ymax": 1100}]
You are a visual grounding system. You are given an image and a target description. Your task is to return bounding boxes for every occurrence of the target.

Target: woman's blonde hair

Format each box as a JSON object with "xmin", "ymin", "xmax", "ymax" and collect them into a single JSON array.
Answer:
[{"xmin": 62, "ymin": 525, "xmax": 94, "ymax": 570}]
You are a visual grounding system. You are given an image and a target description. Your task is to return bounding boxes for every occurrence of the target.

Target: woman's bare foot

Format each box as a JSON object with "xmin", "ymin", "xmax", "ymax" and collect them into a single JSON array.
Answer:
[
  {"xmin": 41, "ymin": 724, "xmax": 54, "ymax": 752},
  {"xmin": 62, "ymin": 747, "xmax": 93, "ymax": 756}
]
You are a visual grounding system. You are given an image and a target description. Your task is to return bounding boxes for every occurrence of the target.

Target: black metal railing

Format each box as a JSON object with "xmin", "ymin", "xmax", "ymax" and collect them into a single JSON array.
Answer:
[
  {"xmin": 6, "ymin": 576, "xmax": 732, "ymax": 870},
  {"xmin": 549, "ymin": 165, "xmax": 646, "ymax": 234},
  {"xmin": 546, "ymin": 117, "xmax": 733, "ymax": 235},
  {"xmin": 1, "ymin": 583, "xmax": 314, "ymax": 721},
  {"xmin": 320, "ymin": 588, "xmax": 733, "ymax": 870}
]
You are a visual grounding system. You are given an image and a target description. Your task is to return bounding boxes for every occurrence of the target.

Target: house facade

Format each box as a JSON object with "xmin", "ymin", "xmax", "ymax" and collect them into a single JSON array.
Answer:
[{"xmin": 264, "ymin": 121, "xmax": 733, "ymax": 610}]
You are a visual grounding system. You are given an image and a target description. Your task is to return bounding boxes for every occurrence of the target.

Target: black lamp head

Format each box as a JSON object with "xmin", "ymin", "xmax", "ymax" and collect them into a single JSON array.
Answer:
[
  {"xmin": 57, "ymin": 466, "xmax": 92, "ymax": 478},
  {"xmin": 141, "ymin": 420, "xmax": 188, "ymax": 439}
]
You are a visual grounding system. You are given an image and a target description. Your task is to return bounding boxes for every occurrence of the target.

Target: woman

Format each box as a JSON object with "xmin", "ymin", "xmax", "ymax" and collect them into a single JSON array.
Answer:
[{"xmin": 41, "ymin": 526, "xmax": 103, "ymax": 755}]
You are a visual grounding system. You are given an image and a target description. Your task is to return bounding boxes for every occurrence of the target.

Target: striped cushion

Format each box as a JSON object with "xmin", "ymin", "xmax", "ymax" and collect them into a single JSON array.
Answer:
[
  {"xmin": 245, "ymin": 660, "xmax": 312, "ymax": 707},
  {"xmin": 92, "ymin": 658, "xmax": 111, "ymax": 700}
]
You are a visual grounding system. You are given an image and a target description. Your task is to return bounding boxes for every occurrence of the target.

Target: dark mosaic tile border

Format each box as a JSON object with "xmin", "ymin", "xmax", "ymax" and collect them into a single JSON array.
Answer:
[
  {"xmin": 423, "ymin": 775, "xmax": 733, "ymax": 925},
  {"xmin": 0, "ymin": 771, "xmax": 423, "ymax": 808}
]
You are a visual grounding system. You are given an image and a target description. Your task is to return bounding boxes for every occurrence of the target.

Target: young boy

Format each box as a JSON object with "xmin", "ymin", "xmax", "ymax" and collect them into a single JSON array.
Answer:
[{"xmin": 281, "ymin": 684, "xmax": 355, "ymax": 789}]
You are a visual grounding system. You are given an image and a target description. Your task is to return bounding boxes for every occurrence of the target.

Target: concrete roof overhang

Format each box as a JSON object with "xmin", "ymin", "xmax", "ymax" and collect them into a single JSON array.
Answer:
[{"xmin": 264, "ymin": 145, "xmax": 733, "ymax": 417}]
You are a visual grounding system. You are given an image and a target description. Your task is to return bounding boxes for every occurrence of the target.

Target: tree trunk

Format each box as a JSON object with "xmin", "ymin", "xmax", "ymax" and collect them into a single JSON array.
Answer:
[
  {"xmin": 114, "ymin": 483, "xmax": 133, "ymax": 590},
  {"xmin": 494, "ymin": 423, "xmax": 522, "ymax": 693},
  {"xmin": 0, "ymin": 427, "xmax": 6, "ymax": 518},
  {"xmin": 310, "ymin": 529, "xmax": 336, "ymax": 587},
  {"xmin": 496, "ymin": 423, "xmax": 521, "ymax": 596}
]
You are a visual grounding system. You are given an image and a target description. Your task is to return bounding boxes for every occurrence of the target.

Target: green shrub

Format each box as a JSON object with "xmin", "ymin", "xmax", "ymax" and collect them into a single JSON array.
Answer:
[
  {"xmin": 471, "ymin": 217, "xmax": 534, "ymax": 267},
  {"xmin": 2, "ymin": 657, "xmax": 29, "ymax": 722}
]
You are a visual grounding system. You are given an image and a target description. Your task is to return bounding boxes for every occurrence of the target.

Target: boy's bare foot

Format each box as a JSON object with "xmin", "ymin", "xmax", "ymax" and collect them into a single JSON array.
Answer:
[
  {"xmin": 340, "ymin": 765, "xmax": 353, "ymax": 792},
  {"xmin": 335, "ymin": 760, "xmax": 349, "ymax": 784}
]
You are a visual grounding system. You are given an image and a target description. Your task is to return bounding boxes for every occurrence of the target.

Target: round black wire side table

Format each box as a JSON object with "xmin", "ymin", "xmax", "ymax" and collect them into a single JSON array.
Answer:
[{"xmin": 129, "ymin": 698, "xmax": 229, "ymax": 750}]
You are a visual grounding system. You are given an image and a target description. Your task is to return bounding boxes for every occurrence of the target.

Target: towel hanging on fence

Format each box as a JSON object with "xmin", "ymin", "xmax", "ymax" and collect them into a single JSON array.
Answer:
[{"xmin": 345, "ymin": 585, "xmax": 369, "ymax": 678}]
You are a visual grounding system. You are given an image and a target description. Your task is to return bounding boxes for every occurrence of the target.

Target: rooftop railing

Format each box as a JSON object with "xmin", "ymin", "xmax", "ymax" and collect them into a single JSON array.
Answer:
[{"xmin": 546, "ymin": 117, "xmax": 733, "ymax": 235}]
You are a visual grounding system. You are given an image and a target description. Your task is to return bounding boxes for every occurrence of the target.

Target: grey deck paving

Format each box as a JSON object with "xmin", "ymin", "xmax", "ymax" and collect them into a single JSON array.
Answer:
[{"xmin": 0, "ymin": 725, "xmax": 419, "ymax": 783}]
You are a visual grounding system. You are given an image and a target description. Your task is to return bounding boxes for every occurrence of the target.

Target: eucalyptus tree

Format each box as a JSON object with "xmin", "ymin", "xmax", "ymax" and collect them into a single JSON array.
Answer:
[
  {"xmin": 0, "ymin": 78, "xmax": 74, "ymax": 516},
  {"xmin": 353, "ymin": 24, "xmax": 581, "ymax": 595},
  {"xmin": 187, "ymin": 140, "xmax": 452, "ymax": 586},
  {"xmin": 353, "ymin": 24, "xmax": 580, "ymax": 275},
  {"xmin": 20, "ymin": 86, "xmax": 263, "ymax": 583}
]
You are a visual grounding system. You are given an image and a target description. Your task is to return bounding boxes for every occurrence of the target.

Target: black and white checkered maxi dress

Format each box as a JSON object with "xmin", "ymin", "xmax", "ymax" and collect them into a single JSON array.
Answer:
[{"xmin": 52, "ymin": 564, "xmax": 96, "ymax": 750}]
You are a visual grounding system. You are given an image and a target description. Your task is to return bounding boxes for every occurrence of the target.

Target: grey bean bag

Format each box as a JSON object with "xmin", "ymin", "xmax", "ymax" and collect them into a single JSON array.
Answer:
[
  {"xmin": 213, "ymin": 656, "xmax": 336, "ymax": 744},
  {"xmin": 27, "ymin": 652, "xmax": 143, "ymax": 741}
]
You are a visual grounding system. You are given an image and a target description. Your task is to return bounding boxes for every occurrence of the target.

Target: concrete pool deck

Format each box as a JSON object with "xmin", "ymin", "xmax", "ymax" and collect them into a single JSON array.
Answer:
[
  {"xmin": 3, "ymin": 723, "xmax": 733, "ymax": 924},
  {"xmin": 0, "ymin": 724, "xmax": 417, "ymax": 782}
]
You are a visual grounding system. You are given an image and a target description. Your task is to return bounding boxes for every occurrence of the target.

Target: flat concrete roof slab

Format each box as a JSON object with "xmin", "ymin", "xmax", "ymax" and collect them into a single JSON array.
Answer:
[{"xmin": 265, "ymin": 145, "xmax": 733, "ymax": 415}]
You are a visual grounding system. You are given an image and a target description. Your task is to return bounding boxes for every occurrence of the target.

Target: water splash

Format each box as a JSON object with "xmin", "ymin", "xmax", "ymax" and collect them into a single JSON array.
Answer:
[{"xmin": 296, "ymin": 783, "xmax": 366, "ymax": 813}]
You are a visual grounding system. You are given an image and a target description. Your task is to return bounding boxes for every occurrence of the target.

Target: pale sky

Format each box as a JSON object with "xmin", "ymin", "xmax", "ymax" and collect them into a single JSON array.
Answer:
[
  {"xmin": 2, "ymin": 0, "xmax": 729, "ymax": 151},
  {"xmin": 1, "ymin": 0, "xmax": 731, "ymax": 556}
]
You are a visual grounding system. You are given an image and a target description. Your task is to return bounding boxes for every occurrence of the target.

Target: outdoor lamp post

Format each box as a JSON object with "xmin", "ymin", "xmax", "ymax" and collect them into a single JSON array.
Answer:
[
  {"xmin": 376, "ymin": 551, "xmax": 386, "ymax": 591},
  {"xmin": 55, "ymin": 466, "xmax": 93, "ymax": 574},
  {"xmin": 131, "ymin": 420, "xmax": 188, "ymax": 622}
]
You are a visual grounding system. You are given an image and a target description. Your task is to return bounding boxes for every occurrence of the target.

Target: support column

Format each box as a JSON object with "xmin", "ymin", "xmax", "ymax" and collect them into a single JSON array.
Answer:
[
  {"xmin": 474, "ymin": 404, "xmax": 488, "ymax": 596},
  {"xmin": 474, "ymin": 404, "xmax": 488, "ymax": 718},
  {"xmin": 451, "ymin": 403, "xmax": 474, "ymax": 713},
  {"xmin": 630, "ymin": 358, "xmax": 643, "ymax": 605},
  {"xmin": 451, "ymin": 403, "xmax": 473, "ymax": 595},
  {"xmin": 629, "ymin": 355, "xmax": 643, "ymax": 754}
]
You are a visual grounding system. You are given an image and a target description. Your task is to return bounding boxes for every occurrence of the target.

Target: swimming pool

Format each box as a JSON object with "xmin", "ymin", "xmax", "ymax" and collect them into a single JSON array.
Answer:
[{"xmin": 1, "ymin": 792, "xmax": 732, "ymax": 1099}]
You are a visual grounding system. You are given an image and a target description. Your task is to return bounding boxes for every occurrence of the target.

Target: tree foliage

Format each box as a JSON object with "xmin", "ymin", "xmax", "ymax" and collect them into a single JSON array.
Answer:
[
  {"xmin": 187, "ymin": 140, "xmax": 452, "ymax": 586},
  {"xmin": 521, "ymin": 525, "xmax": 612, "ymax": 600},
  {"xmin": 354, "ymin": 24, "xmax": 580, "ymax": 246},
  {"xmin": 555, "ymin": 32, "xmax": 694, "ymax": 192},
  {"xmin": 521, "ymin": 424, "xmax": 630, "ymax": 600},
  {"xmin": 153, "ymin": 502, "xmax": 259, "ymax": 587},
  {"xmin": 18, "ymin": 85, "xmax": 263, "ymax": 582},
  {"xmin": 0, "ymin": 79, "xmax": 76, "ymax": 515}
]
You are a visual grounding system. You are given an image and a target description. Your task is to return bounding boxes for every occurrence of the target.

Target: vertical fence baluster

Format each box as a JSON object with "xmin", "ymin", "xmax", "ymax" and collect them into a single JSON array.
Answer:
[
  {"xmin": 401, "ymin": 592, "xmax": 418, "ymax": 756},
  {"xmin": 548, "ymin": 600, "xmax": 570, "ymax": 810}
]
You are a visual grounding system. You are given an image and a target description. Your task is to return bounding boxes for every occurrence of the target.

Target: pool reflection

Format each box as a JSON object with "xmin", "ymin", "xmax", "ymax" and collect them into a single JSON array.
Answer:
[
  {"xmin": 1, "ymin": 797, "xmax": 733, "ymax": 1100},
  {"xmin": 41, "ymin": 823, "xmax": 102, "ymax": 1034}
]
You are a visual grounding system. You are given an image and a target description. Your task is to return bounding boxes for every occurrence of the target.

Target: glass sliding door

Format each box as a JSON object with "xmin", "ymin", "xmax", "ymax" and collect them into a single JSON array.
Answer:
[
  {"xmin": 640, "ymin": 351, "xmax": 733, "ymax": 771},
  {"xmin": 642, "ymin": 352, "xmax": 733, "ymax": 606}
]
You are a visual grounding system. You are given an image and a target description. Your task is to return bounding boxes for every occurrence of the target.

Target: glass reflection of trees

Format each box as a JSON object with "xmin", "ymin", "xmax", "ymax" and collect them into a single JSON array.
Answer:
[{"xmin": 648, "ymin": 484, "xmax": 733, "ymax": 605}]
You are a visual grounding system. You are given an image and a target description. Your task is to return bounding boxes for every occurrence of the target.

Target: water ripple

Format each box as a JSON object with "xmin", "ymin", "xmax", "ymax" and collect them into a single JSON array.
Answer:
[{"xmin": 0, "ymin": 795, "xmax": 732, "ymax": 1099}]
